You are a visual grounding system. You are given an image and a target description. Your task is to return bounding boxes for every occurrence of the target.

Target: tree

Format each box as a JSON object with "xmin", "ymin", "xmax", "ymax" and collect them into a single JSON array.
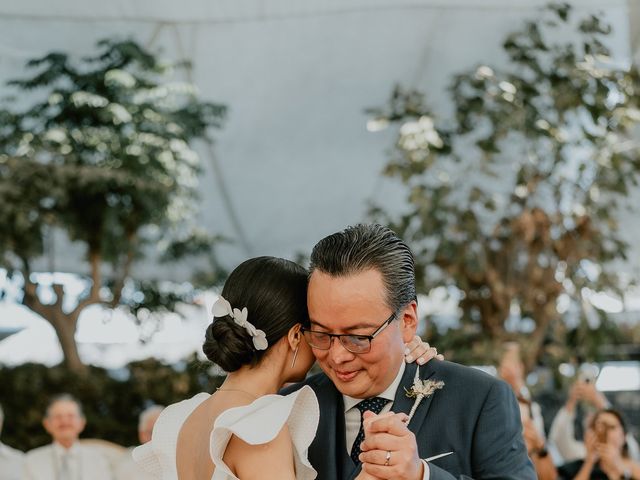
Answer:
[
  {"xmin": 368, "ymin": 3, "xmax": 640, "ymax": 369},
  {"xmin": 0, "ymin": 39, "xmax": 226, "ymax": 374}
]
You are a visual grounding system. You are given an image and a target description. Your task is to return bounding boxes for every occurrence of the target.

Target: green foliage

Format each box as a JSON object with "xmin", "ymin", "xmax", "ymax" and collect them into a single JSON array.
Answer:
[
  {"xmin": 0, "ymin": 38, "xmax": 225, "ymax": 266},
  {"xmin": 0, "ymin": 38, "xmax": 227, "ymax": 371},
  {"xmin": 369, "ymin": 3, "xmax": 640, "ymax": 368},
  {"xmin": 0, "ymin": 357, "xmax": 223, "ymax": 451}
]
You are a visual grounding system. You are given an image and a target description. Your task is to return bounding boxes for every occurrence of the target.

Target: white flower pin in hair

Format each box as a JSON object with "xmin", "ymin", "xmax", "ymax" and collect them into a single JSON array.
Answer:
[
  {"xmin": 211, "ymin": 295, "xmax": 268, "ymax": 350},
  {"xmin": 404, "ymin": 367, "xmax": 444, "ymax": 423}
]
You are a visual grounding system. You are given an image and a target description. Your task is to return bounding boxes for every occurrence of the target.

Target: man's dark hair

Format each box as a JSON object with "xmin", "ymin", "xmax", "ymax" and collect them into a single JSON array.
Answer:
[{"xmin": 309, "ymin": 224, "xmax": 416, "ymax": 311}]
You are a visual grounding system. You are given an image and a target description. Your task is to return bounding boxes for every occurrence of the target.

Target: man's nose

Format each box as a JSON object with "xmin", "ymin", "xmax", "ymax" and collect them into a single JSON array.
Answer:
[{"xmin": 329, "ymin": 337, "xmax": 355, "ymax": 364}]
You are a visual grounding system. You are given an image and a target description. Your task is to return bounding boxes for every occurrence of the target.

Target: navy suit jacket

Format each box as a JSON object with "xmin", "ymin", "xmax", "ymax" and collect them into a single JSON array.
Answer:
[{"xmin": 283, "ymin": 360, "xmax": 535, "ymax": 480}]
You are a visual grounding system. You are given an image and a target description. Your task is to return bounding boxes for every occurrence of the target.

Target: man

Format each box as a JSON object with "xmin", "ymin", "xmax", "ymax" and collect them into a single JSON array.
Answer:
[
  {"xmin": 286, "ymin": 224, "xmax": 535, "ymax": 479},
  {"xmin": 0, "ymin": 404, "xmax": 24, "ymax": 480},
  {"xmin": 114, "ymin": 405, "xmax": 164, "ymax": 480},
  {"xmin": 24, "ymin": 394, "xmax": 112, "ymax": 480}
]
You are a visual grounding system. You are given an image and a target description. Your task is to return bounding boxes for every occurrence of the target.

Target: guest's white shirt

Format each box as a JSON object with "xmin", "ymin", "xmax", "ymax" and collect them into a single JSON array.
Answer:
[
  {"xmin": 0, "ymin": 441, "xmax": 24, "ymax": 480},
  {"xmin": 342, "ymin": 362, "xmax": 432, "ymax": 479},
  {"xmin": 114, "ymin": 447, "xmax": 156, "ymax": 480},
  {"xmin": 24, "ymin": 441, "xmax": 113, "ymax": 480}
]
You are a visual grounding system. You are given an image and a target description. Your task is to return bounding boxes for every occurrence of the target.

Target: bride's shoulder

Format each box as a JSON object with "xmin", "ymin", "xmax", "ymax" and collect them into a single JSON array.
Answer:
[
  {"xmin": 209, "ymin": 386, "xmax": 319, "ymax": 479},
  {"xmin": 214, "ymin": 385, "xmax": 317, "ymax": 434}
]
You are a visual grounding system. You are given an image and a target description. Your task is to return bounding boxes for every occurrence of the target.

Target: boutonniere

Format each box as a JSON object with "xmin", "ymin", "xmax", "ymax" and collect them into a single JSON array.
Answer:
[{"xmin": 404, "ymin": 367, "xmax": 444, "ymax": 423}]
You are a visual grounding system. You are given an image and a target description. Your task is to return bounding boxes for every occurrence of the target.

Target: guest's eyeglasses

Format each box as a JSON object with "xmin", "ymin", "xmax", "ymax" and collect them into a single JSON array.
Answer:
[{"xmin": 301, "ymin": 311, "xmax": 397, "ymax": 354}]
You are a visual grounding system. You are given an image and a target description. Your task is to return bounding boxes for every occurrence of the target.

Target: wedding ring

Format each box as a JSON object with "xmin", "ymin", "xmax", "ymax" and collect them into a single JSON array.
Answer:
[{"xmin": 384, "ymin": 450, "xmax": 391, "ymax": 466}]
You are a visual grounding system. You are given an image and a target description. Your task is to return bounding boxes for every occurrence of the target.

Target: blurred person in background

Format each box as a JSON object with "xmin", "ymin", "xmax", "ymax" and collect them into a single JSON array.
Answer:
[
  {"xmin": 557, "ymin": 408, "xmax": 640, "ymax": 480},
  {"xmin": 498, "ymin": 342, "xmax": 546, "ymax": 439},
  {"xmin": 115, "ymin": 405, "xmax": 164, "ymax": 480},
  {"xmin": 0, "ymin": 403, "xmax": 24, "ymax": 480},
  {"xmin": 517, "ymin": 396, "xmax": 558, "ymax": 480},
  {"xmin": 24, "ymin": 394, "xmax": 112, "ymax": 480},
  {"xmin": 549, "ymin": 377, "xmax": 640, "ymax": 463}
]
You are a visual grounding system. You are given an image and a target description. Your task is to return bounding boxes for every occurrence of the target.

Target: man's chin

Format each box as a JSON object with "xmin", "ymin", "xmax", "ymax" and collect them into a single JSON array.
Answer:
[{"xmin": 330, "ymin": 371, "xmax": 370, "ymax": 397}]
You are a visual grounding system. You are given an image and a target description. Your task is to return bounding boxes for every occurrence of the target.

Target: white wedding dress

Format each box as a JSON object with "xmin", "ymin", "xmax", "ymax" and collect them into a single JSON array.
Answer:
[{"xmin": 133, "ymin": 385, "xmax": 319, "ymax": 480}]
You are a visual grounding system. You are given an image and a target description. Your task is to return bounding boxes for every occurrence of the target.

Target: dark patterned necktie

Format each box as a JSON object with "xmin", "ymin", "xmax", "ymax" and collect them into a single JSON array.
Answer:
[{"xmin": 350, "ymin": 397, "xmax": 389, "ymax": 464}]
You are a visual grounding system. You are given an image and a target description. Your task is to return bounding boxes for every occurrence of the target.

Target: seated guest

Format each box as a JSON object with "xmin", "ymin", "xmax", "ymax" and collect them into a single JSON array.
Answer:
[
  {"xmin": 0, "ymin": 403, "xmax": 24, "ymax": 480},
  {"xmin": 558, "ymin": 409, "xmax": 640, "ymax": 480},
  {"xmin": 24, "ymin": 394, "xmax": 112, "ymax": 480},
  {"xmin": 115, "ymin": 405, "xmax": 164, "ymax": 480}
]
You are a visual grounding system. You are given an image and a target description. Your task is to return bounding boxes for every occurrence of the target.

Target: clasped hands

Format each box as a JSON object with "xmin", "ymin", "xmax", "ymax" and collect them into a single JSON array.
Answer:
[
  {"xmin": 355, "ymin": 411, "xmax": 424, "ymax": 480},
  {"xmin": 583, "ymin": 430, "xmax": 627, "ymax": 479}
]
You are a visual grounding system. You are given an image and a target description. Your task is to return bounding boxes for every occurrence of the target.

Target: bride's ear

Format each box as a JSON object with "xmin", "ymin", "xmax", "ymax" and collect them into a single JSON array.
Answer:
[{"xmin": 286, "ymin": 323, "xmax": 303, "ymax": 350}]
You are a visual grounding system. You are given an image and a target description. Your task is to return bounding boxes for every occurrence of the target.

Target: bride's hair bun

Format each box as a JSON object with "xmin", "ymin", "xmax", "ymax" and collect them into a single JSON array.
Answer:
[
  {"xmin": 203, "ymin": 318, "xmax": 256, "ymax": 372},
  {"xmin": 202, "ymin": 256, "xmax": 308, "ymax": 373}
]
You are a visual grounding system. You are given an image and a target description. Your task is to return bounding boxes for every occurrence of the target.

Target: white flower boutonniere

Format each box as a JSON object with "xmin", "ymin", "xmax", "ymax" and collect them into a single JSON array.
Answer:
[{"xmin": 404, "ymin": 367, "xmax": 444, "ymax": 423}]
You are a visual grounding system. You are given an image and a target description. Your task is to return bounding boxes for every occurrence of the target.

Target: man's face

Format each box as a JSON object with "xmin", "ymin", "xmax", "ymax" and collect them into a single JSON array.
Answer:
[
  {"xmin": 307, "ymin": 269, "xmax": 417, "ymax": 398},
  {"xmin": 43, "ymin": 400, "xmax": 85, "ymax": 445}
]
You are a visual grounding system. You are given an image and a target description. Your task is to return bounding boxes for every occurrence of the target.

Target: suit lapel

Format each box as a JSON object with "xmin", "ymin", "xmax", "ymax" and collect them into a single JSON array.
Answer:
[{"xmin": 391, "ymin": 362, "xmax": 438, "ymax": 438}]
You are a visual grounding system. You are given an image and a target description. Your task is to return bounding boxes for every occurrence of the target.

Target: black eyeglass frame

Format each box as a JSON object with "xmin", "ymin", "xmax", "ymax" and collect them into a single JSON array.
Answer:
[{"xmin": 301, "ymin": 311, "xmax": 398, "ymax": 354}]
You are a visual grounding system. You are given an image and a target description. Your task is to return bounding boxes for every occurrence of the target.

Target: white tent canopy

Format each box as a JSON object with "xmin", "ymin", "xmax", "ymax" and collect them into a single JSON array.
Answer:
[
  {"xmin": 1, "ymin": 0, "xmax": 639, "ymax": 366},
  {"xmin": 1, "ymin": 0, "xmax": 636, "ymax": 276}
]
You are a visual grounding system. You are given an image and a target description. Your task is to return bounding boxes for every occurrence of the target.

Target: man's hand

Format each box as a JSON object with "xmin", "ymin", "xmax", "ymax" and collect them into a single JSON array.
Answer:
[
  {"xmin": 359, "ymin": 412, "xmax": 424, "ymax": 480},
  {"xmin": 404, "ymin": 337, "xmax": 443, "ymax": 365}
]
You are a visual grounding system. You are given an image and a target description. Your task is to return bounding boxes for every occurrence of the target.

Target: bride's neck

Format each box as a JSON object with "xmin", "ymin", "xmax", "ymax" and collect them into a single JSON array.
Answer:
[{"xmin": 220, "ymin": 363, "xmax": 283, "ymax": 397}]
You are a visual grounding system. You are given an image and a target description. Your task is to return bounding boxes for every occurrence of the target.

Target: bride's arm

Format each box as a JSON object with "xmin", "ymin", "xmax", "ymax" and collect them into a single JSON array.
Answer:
[{"xmin": 223, "ymin": 425, "xmax": 296, "ymax": 480}]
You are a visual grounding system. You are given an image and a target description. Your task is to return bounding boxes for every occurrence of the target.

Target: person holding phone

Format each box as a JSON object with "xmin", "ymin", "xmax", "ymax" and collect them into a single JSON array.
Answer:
[
  {"xmin": 558, "ymin": 409, "xmax": 640, "ymax": 480},
  {"xmin": 549, "ymin": 377, "xmax": 640, "ymax": 464}
]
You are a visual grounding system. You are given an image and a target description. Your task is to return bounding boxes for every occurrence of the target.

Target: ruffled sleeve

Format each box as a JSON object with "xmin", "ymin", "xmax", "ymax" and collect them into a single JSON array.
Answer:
[{"xmin": 210, "ymin": 385, "xmax": 319, "ymax": 480}]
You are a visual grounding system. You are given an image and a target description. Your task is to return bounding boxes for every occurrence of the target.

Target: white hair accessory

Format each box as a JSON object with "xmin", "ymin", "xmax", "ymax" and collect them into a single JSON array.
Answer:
[{"xmin": 211, "ymin": 295, "xmax": 268, "ymax": 350}]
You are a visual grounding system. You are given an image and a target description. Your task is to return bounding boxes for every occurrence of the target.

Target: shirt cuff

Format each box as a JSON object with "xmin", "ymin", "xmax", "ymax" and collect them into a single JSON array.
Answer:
[{"xmin": 421, "ymin": 459, "xmax": 430, "ymax": 480}]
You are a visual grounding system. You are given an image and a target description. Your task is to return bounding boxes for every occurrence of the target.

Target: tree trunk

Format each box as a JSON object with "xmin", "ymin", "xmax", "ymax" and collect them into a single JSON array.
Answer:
[
  {"xmin": 51, "ymin": 309, "xmax": 87, "ymax": 375},
  {"xmin": 22, "ymin": 276, "xmax": 91, "ymax": 376}
]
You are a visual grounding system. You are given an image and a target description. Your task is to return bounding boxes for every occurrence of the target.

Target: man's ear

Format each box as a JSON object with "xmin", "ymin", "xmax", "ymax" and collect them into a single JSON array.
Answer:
[
  {"xmin": 399, "ymin": 301, "xmax": 418, "ymax": 342},
  {"xmin": 42, "ymin": 418, "xmax": 51, "ymax": 435}
]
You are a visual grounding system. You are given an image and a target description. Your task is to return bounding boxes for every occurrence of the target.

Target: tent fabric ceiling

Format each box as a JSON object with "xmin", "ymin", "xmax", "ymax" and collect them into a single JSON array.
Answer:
[{"xmin": 0, "ymin": 0, "xmax": 636, "ymax": 279}]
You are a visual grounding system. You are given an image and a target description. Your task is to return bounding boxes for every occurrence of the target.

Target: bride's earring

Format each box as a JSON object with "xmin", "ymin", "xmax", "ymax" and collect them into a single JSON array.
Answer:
[{"xmin": 290, "ymin": 345, "xmax": 299, "ymax": 369}]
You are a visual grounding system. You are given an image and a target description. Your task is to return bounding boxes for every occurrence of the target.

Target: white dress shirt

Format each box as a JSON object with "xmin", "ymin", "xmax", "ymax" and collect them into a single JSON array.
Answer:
[
  {"xmin": 342, "ymin": 362, "xmax": 431, "ymax": 479},
  {"xmin": 24, "ymin": 441, "xmax": 113, "ymax": 480},
  {"xmin": 114, "ymin": 447, "xmax": 156, "ymax": 480},
  {"xmin": 0, "ymin": 441, "xmax": 24, "ymax": 480}
]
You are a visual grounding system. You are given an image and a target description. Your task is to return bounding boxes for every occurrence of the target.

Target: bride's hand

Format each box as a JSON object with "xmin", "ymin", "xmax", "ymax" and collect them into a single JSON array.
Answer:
[{"xmin": 404, "ymin": 336, "xmax": 443, "ymax": 365}]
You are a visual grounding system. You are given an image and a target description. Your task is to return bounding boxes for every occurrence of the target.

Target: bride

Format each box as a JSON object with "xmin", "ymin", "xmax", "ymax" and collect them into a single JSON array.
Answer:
[{"xmin": 134, "ymin": 256, "xmax": 439, "ymax": 479}]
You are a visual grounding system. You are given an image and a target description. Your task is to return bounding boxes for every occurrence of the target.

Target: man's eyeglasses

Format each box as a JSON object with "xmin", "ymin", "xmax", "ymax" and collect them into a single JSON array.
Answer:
[{"xmin": 301, "ymin": 311, "xmax": 397, "ymax": 354}]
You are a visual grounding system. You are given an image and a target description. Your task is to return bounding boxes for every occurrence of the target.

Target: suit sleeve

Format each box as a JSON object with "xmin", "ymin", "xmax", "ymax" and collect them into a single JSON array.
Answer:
[
  {"xmin": 470, "ymin": 380, "xmax": 535, "ymax": 479},
  {"xmin": 428, "ymin": 379, "xmax": 535, "ymax": 480}
]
